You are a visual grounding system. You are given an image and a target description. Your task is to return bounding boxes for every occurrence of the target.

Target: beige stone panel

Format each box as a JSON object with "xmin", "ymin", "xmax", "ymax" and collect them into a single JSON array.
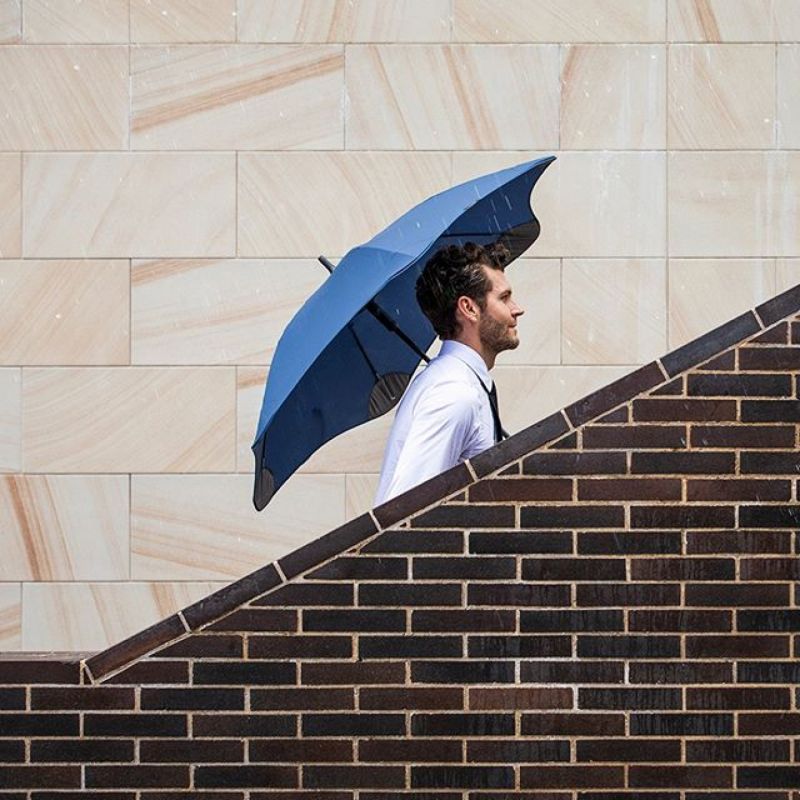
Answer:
[
  {"xmin": 347, "ymin": 45, "xmax": 559, "ymax": 150},
  {"xmin": 455, "ymin": 151, "xmax": 666, "ymax": 258},
  {"xmin": 669, "ymin": 152, "xmax": 800, "ymax": 258},
  {"xmin": 668, "ymin": 0, "xmax": 800, "ymax": 42},
  {"xmin": 238, "ymin": 0, "xmax": 450, "ymax": 42},
  {"xmin": 775, "ymin": 260, "xmax": 800, "ymax": 292},
  {"xmin": 778, "ymin": 46, "xmax": 800, "ymax": 149},
  {"xmin": 132, "ymin": 473, "xmax": 344, "ymax": 580},
  {"xmin": 236, "ymin": 366, "xmax": 395, "ymax": 474},
  {"xmin": 346, "ymin": 473, "xmax": 379, "ymax": 518},
  {"xmin": 0, "ymin": 369, "xmax": 20, "ymax": 472},
  {"xmin": 454, "ymin": 0, "xmax": 664, "ymax": 42},
  {"xmin": 0, "ymin": 154, "xmax": 21, "ymax": 258},
  {"xmin": 0, "ymin": 0, "xmax": 20, "ymax": 42},
  {"xmin": 493, "ymin": 365, "xmax": 632, "ymax": 432},
  {"xmin": 669, "ymin": 259, "xmax": 775, "ymax": 348},
  {"xmin": 131, "ymin": 45, "xmax": 342, "ymax": 150},
  {"xmin": 561, "ymin": 45, "xmax": 666, "ymax": 150},
  {"xmin": 239, "ymin": 152, "xmax": 451, "ymax": 257},
  {"xmin": 564, "ymin": 259, "xmax": 667, "ymax": 365},
  {"xmin": 0, "ymin": 475, "xmax": 128, "ymax": 581},
  {"xmin": 501, "ymin": 258, "xmax": 560, "ymax": 366},
  {"xmin": 0, "ymin": 260, "xmax": 129, "ymax": 366},
  {"xmin": 668, "ymin": 45, "xmax": 775, "ymax": 150},
  {"xmin": 23, "ymin": 367, "xmax": 235, "ymax": 472},
  {"xmin": 22, "ymin": 581, "xmax": 226, "ymax": 651},
  {"xmin": 0, "ymin": 584, "xmax": 21, "ymax": 649},
  {"xmin": 24, "ymin": 0, "xmax": 128, "ymax": 42},
  {"xmin": 0, "ymin": 46, "xmax": 127, "ymax": 150},
  {"xmin": 132, "ymin": 259, "xmax": 323, "ymax": 365},
  {"xmin": 24, "ymin": 153, "xmax": 236, "ymax": 258},
  {"xmin": 132, "ymin": 0, "xmax": 235, "ymax": 42}
]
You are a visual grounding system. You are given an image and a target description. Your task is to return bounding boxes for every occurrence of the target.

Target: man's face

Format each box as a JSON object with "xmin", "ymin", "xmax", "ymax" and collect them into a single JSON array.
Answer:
[{"xmin": 477, "ymin": 266, "xmax": 524, "ymax": 355}]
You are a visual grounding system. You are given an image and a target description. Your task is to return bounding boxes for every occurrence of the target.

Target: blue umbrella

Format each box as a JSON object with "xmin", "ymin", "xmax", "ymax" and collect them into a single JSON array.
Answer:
[{"xmin": 252, "ymin": 155, "xmax": 555, "ymax": 510}]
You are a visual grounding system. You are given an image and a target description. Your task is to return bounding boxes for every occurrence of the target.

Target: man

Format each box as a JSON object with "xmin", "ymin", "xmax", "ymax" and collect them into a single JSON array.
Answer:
[{"xmin": 374, "ymin": 241, "xmax": 524, "ymax": 504}]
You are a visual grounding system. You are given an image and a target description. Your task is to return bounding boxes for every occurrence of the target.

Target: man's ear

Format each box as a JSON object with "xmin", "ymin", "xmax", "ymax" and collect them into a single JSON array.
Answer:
[{"xmin": 455, "ymin": 295, "xmax": 478, "ymax": 323}]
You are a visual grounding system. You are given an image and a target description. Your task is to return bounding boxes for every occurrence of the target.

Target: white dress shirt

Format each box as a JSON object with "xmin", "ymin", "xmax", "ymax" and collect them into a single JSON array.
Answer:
[{"xmin": 374, "ymin": 339, "xmax": 496, "ymax": 505}]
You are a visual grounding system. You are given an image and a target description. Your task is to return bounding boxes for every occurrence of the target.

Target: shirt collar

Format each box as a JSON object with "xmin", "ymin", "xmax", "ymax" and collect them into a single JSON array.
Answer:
[{"xmin": 438, "ymin": 339, "xmax": 492, "ymax": 390}]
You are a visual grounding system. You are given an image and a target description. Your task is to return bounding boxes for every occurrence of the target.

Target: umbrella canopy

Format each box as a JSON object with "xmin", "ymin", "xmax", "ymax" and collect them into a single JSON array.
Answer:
[{"xmin": 252, "ymin": 155, "xmax": 555, "ymax": 510}]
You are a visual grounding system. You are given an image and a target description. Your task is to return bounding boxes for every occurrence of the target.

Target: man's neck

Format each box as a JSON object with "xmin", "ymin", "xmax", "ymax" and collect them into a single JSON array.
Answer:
[{"xmin": 449, "ymin": 333, "xmax": 495, "ymax": 371}]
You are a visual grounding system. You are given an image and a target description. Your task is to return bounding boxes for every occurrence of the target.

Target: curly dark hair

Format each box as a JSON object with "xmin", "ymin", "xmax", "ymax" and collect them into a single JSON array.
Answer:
[{"xmin": 416, "ymin": 241, "xmax": 510, "ymax": 339}]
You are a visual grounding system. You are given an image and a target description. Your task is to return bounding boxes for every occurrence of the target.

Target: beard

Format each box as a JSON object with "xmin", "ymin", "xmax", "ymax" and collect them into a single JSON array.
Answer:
[{"xmin": 479, "ymin": 313, "xmax": 519, "ymax": 355}]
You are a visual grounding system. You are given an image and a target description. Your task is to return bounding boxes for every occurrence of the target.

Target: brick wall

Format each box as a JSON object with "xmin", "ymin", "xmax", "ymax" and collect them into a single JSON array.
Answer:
[{"xmin": 2, "ymin": 284, "xmax": 800, "ymax": 795}]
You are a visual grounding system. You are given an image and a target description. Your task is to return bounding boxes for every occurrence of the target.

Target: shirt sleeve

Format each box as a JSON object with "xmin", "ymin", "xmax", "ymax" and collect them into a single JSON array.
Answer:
[{"xmin": 381, "ymin": 381, "xmax": 478, "ymax": 501}]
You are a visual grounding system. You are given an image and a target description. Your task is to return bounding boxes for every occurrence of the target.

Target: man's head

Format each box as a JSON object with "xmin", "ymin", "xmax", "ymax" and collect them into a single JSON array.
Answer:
[{"xmin": 416, "ymin": 242, "xmax": 524, "ymax": 365}]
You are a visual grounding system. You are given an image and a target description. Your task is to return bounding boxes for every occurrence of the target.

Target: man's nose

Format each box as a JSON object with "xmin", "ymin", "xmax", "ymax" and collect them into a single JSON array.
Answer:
[{"xmin": 512, "ymin": 302, "xmax": 524, "ymax": 317}]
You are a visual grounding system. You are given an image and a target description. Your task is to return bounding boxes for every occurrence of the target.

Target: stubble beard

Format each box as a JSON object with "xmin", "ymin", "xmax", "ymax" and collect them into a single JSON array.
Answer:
[{"xmin": 479, "ymin": 314, "xmax": 519, "ymax": 357}]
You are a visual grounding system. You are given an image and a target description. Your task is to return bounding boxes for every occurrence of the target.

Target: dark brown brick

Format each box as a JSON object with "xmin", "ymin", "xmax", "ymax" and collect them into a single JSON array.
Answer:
[
  {"xmin": 358, "ymin": 583, "xmax": 462, "ymax": 607},
  {"xmin": 251, "ymin": 688, "xmax": 353, "ymax": 712},
  {"xmin": 687, "ymin": 530, "xmax": 791, "ymax": 554},
  {"xmin": 523, "ymin": 451, "xmax": 627, "ymax": 475},
  {"xmin": 140, "ymin": 688, "xmax": 244, "ymax": 711},
  {"xmin": 629, "ymin": 661, "xmax": 732, "ymax": 684},
  {"xmin": 0, "ymin": 743, "xmax": 23, "ymax": 763},
  {"xmin": 413, "ymin": 556, "xmax": 515, "ymax": 579},
  {"xmin": 194, "ymin": 766, "xmax": 296, "ymax": 789},
  {"xmin": 578, "ymin": 531, "xmax": 681, "ymax": 555},
  {"xmin": 361, "ymin": 530, "xmax": 463, "ymax": 554},
  {"xmin": 632, "ymin": 398, "xmax": 736, "ymax": 421},
  {"xmin": 0, "ymin": 690, "xmax": 24, "ymax": 711},
  {"xmin": 738, "ymin": 610, "xmax": 800, "ymax": 631},
  {"xmin": 468, "ymin": 583, "xmax": 570, "ymax": 607},
  {"xmin": 651, "ymin": 376, "xmax": 685, "ymax": 396},
  {"xmin": 521, "ymin": 713, "xmax": 625, "ymax": 736},
  {"xmin": 139, "ymin": 740, "xmax": 243, "ymax": 763},
  {"xmin": 577, "ymin": 583, "xmax": 681, "ymax": 607},
  {"xmin": 739, "ymin": 713, "xmax": 800, "ymax": 735},
  {"xmin": 411, "ymin": 505, "xmax": 515, "ymax": 528},
  {"xmin": 738, "ymin": 767, "xmax": 800, "ymax": 788},
  {"xmin": 468, "ymin": 478, "xmax": 572, "ymax": 502},
  {"xmin": 302, "ymin": 610, "xmax": 404, "ymax": 632},
  {"xmin": 686, "ymin": 584, "xmax": 789, "ymax": 607},
  {"xmin": 743, "ymin": 400, "xmax": 800, "ymax": 422},
  {"xmin": 687, "ymin": 478, "xmax": 791, "ymax": 501},
  {"xmin": 30, "ymin": 740, "xmax": 134, "ymax": 763},
  {"xmin": 741, "ymin": 451, "xmax": 800, "ymax": 474},
  {"xmin": 253, "ymin": 583, "xmax": 354, "ymax": 607},
  {"xmin": 741, "ymin": 508, "xmax": 800, "ymax": 530},
  {"xmin": 0, "ymin": 767, "xmax": 81, "ymax": 789},
  {"xmin": 738, "ymin": 661, "xmax": 800, "ymax": 683},
  {"xmin": 686, "ymin": 635, "xmax": 789, "ymax": 658},
  {"xmin": 303, "ymin": 713, "xmax": 404, "ymax": 739},
  {"xmin": 305, "ymin": 766, "xmax": 404, "ymax": 790},
  {"xmin": 306, "ymin": 557, "xmax": 408, "ymax": 580},
  {"xmin": 631, "ymin": 450, "xmax": 735, "ymax": 474},
  {"xmin": 413, "ymin": 766, "xmax": 514, "ymax": 790},
  {"xmin": 206, "ymin": 608, "xmax": 297, "ymax": 632},
  {"xmin": 577, "ymin": 478, "xmax": 681, "ymax": 501},
  {"xmin": 629, "ymin": 766, "xmax": 731, "ymax": 789},
  {"xmin": 470, "ymin": 531, "xmax": 572, "ymax": 554},
  {"xmin": 521, "ymin": 609, "xmax": 623, "ymax": 632},
  {"xmin": 411, "ymin": 661, "xmax": 514, "ymax": 684},
  {"xmin": 86, "ymin": 766, "xmax": 189, "ymax": 789},
  {"xmin": 577, "ymin": 635, "xmax": 680, "ymax": 659},
  {"xmin": 628, "ymin": 610, "xmax": 732, "ymax": 632},
  {"xmin": 83, "ymin": 714, "xmax": 186, "ymax": 738},
  {"xmin": 412, "ymin": 713, "xmax": 513, "ymax": 737},
  {"xmin": 192, "ymin": 714, "xmax": 296, "ymax": 737},
  {"xmin": 520, "ymin": 506, "xmax": 625, "ymax": 529},
  {"xmin": 360, "ymin": 688, "xmax": 463, "ymax": 711},
  {"xmin": 630, "ymin": 505, "xmax": 735, "ymax": 528},
  {"xmin": 688, "ymin": 687, "xmax": 790, "ymax": 710},
  {"xmin": 359, "ymin": 635, "xmax": 461, "ymax": 660},
  {"xmin": 691, "ymin": 424, "xmax": 796, "ymax": 448},
  {"xmin": 579, "ymin": 688, "xmax": 681, "ymax": 710},
  {"xmin": 0, "ymin": 660, "xmax": 79, "ymax": 685},
  {"xmin": 520, "ymin": 767, "xmax": 624, "ymax": 789},
  {"xmin": 596, "ymin": 407, "xmax": 630, "ymax": 424},
  {"xmin": 630, "ymin": 713, "xmax": 732, "ymax": 736},
  {"xmin": 360, "ymin": 739, "xmax": 461, "ymax": 763},
  {"xmin": 739, "ymin": 346, "xmax": 800, "ymax": 371},
  {"xmin": 468, "ymin": 635, "xmax": 571, "ymax": 658},
  {"xmin": 30, "ymin": 687, "xmax": 134, "ymax": 711},
  {"xmin": 104, "ymin": 660, "xmax": 189, "ymax": 685},
  {"xmin": 583, "ymin": 425, "xmax": 687, "ymax": 449},
  {"xmin": 521, "ymin": 661, "xmax": 623, "ymax": 684},
  {"xmin": 549, "ymin": 431, "xmax": 578, "ymax": 447},
  {"xmin": 250, "ymin": 739, "xmax": 353, "ymax": 763},
  {"xmin": 468, "ymin": 740, "xmax": 570, "ymax": 763},
  {"xmin": 753, "ymin": 321, "xmax": 789, "ymax": 343},
  {"xmin": 301, "ymin": 662, "xmax": 404, "ymax": 686},
  {"xmin": 577, "ymin": 739, "xmax": 680, "ymax": 762},
  {"xmin": 741, "ymin": 557, "xmax": 800, "ymax": 579},
  {"xmin": 471, "ymin": 688, "xmax": 572, "ymax": 710},
  {"xmin": 696, "ymin": 350, "xmax": 735, "ymax": 370},
  {"xmin": 630, "ymin": 557, "xmax": 735, "ymax": 581},
  {"xmin": 248, "ymin": 635, "xmax": 351, "ymax": 660},
  {"xmin": 413, "ymin": 609, "xmax": 515, "ymax": 632},
  {"xmin": 688, "ymin": 372, "xmax": 793, "ymax": 396},
  {"xmin": 193, "ymin": 661, "xmax": 296, "ymax": 686},
  {"xmin": 522, "ymin": 558, "xmax": 626, "ymax": 581}
]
